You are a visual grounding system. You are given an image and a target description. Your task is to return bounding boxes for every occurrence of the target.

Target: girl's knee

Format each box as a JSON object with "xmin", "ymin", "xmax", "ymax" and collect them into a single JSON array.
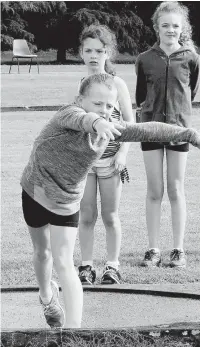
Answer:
[
  {"xmin": 167, "ymin": 182, "xmax": 185, "ymax": 201},
  {"xmin": 53, "ymin": 254, "xmax": 74, "ymax": 272},
  {"xmin": 101, "ymin": 211, "xmax": 120, "ymax": 228},
  {"xmin": 80, "ymin": 206, "xmax": 98, "ymax": 225},
  {"xmin": 147, "ymin": 188, "xmax": 164, "ymax": 202},
  {"xmin": 34, "ymin": 247, "xmax": 51, "ymax": 262}
]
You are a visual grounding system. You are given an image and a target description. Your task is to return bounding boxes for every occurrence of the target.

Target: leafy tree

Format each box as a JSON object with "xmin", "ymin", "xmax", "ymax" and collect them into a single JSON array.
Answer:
[
  {"xmin": 1, "ymin": 1, "xmax": 154, "ymax": 61},
  {"xmin": 2, "ymin": 2, "xmax": 33, "ymax": 50},
  {"xmin": 74, "ymin": 6, "xmax": 154, "ymax": 54},
  {"xmin": 1, "ymin": 1, "xmax": 56, "ymax": 51},
  {"xmin": 35, "ymin": 2, "xmax": 154, "ymax": 62},
  {"xmin": 23, "ymin": 1, "xmax": 69, "ymax": 62},
  {"xmin": 3, "ymin": 1, "xmax": 199, "ymax": 62}
]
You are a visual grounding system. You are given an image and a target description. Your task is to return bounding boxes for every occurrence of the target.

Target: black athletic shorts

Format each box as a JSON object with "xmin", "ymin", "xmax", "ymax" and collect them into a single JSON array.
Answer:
[
  {"xmin": 141, "ymin": 142, "xmax": 189, "ymax": 152},
  {"xmin": 22, "ymin": 190, "xmax": 79, "ymax": 228}
]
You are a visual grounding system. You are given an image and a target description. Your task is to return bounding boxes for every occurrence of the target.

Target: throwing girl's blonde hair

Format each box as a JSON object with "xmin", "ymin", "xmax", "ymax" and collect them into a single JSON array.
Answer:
[{"xmin": 79, "ymin": 73, "xmax": 116, "ymax": 96}]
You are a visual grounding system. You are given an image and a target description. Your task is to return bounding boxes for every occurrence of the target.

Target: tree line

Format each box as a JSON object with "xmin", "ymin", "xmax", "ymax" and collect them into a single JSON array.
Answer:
[{"xmin": 1, "ymin": 1, "xmax": 200, "ymax": 62}]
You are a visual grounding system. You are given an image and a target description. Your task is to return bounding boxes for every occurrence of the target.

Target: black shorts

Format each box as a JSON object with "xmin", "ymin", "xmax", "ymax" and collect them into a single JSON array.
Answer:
[
  {"xmin": 141, "ymin": 142, "xmax": 189, "ymax": 152},
  {"xmin": 22, "ymin": 190, "xmax": 79, "ymax": 228}
]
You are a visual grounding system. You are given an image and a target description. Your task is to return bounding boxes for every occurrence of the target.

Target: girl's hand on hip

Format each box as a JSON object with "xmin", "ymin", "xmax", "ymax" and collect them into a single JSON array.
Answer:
[{"xmin": 111, "ymin": 151, "xmax": 127, "ymax": 172}]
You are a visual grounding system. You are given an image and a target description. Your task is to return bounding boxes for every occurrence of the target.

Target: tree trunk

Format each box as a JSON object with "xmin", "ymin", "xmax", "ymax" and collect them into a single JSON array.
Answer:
[{"xmin": 57, "ymin": 47, "xmax": 66, "ymax": 63}]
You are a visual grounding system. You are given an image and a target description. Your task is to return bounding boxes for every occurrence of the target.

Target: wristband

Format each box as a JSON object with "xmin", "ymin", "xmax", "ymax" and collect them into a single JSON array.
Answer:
[{"xmin": 92, "ymin": 118, "xmax": 103, "ymax": 131}]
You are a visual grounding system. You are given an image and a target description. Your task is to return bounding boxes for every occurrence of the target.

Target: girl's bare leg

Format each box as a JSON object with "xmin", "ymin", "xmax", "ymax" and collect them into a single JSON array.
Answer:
[
  {"xmin": 79, "ymin": 174, "xmax": 98, "ymax": 263},
  {"xmin": 166, "ymin": 150, "xmax": 188, "ymax": 249},
  {"xmin": 50, "ymin": 225, "xmax": 83, "ymax": 328},
  {"xmin": 143, "ymin": 149, "xmax": 164, "ymax": 249},
  {"xmin": 99, "ymin": 174, "xmax": 122, "ymax": 264},
  {"xmin": 28, "ymin": 225, "xmax": 53, "ymax": 302}
]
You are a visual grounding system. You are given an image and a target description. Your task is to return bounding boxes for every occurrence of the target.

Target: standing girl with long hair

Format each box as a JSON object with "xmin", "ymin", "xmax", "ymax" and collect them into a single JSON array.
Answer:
[
  {"xmin": 135, "ymin": 1, "xmax": 199, "ymax": 268},
  {"xmin": 78, "ymin": 24, "xmax": 134, "ymax": 284}
]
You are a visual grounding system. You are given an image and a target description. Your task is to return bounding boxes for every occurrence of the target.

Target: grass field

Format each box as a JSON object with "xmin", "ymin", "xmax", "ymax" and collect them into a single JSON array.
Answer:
[
  {"xmin": 1, "ymin": 64, "xmax": 137, "ymax": 107},
  {"xmin": 1, "ymin": 63, "xmax": 200, "ymax": 108},
  {"xmin": 1, "ymin": 65, "xmax": 200, "ymax": 287},
  {"xmin": 1, "ymin": 49, "xmax": 136, "ymax": 65},
  {"xmin": 1, "ymin": 330, "xmax": 198, "ymax": 347}
]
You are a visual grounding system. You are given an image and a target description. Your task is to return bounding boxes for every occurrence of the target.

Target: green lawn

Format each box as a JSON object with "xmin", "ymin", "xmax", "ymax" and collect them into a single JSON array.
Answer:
[
  {"xmin": 1, "ymin": 64, "xmax": 137, "ymax": 108},
  {"xmin": 2, "ymin": 331, "xmax": 196, "ymax": 347},
  {"xmin": 1, "ymin": 108, "xmax": 200, "ymax": 286},
  {"xmin": 1, "ymin": 49, "xmax": 136, "ymax": 65},
  {"xmin": 1, "ymin": 63, "xmax": 200, "ymax": 108}
]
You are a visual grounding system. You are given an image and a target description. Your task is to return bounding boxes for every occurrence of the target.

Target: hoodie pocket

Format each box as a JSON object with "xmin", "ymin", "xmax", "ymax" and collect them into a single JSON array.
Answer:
[{"xmin": 179, "ymin": 63, "xmax": 190, "ymax": 84}]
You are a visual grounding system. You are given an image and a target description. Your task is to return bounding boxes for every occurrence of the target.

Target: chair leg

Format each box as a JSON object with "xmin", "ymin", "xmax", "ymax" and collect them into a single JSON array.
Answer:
[
  {"xmin": 29, "ymin": 59, "xmax": 32, "ymax": 73},
  {"xmin": 17, "ymin": 58, "xmax": 20, "ymax": 73},
  {"xmin": 37, "ymin": 60, "xmax": 39, "ymax": 74},
  {"xmin": 9, "ymin": 57, "xmax": 14, "ymax": 74}
]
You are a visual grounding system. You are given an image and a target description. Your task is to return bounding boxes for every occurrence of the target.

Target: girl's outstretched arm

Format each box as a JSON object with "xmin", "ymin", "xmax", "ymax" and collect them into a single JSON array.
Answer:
[{"xmin": 117, "ymin": 121, "xmax": 200, "ymax": 149}]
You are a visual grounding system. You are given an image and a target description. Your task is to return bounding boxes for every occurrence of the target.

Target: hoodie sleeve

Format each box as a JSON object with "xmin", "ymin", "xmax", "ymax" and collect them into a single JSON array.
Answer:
[
  {"xmin": 135, "ymin": 55, "xmax": 147, "ymax": 107},
  {"xmin": 190, "ymin": 54, "xmax": 200, "ymax": 101},
  {"xmin": 116, "ymin": 121, "xmax": 200, "ymax": 149},
  {"xmin": 56, "ymin": 104, "xmax": 101, "ymax": 133}
]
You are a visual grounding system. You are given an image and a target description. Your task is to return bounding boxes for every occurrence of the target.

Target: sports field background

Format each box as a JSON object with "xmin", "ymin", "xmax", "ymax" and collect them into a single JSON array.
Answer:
[{"xmin": 1, "ymin": 64, "xmax": 200, "ymax": 286}]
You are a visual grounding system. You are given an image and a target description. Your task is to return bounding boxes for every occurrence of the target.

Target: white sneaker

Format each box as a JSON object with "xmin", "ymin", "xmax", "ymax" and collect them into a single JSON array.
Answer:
[{"xmin": 39, "ymin": 280, "xmax": 65, "ymax": 328}]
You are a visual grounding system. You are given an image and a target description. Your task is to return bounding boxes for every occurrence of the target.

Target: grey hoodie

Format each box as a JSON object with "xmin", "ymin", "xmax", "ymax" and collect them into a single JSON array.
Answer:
[
  {"xmin": 20, "ymin": 104, "xmax": 200, "ymax": 214},
  {"xmin": 135, "ymin": 43, "xmax": 200, "ymax": 127}
]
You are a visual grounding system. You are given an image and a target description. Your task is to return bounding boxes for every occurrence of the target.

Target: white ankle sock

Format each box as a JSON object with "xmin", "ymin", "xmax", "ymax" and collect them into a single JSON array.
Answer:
[
  {"xmin": 39, "ymin": 291, "xmax": 52, "ymax": 305},
  {"xmin": 82, "ymin": 260, "xmax": 93, "ymax": 267},
  {"xmin": 106, "ymin": 261, "xmax": 119, "ymax": 270}
]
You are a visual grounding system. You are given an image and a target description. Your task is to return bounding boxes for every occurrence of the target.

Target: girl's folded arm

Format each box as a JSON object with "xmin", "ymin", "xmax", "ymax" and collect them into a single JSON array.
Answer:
[
  {"xmin": 135, "ymin": 57, "xmax": 147, "ymax": 108},
  {"xmin": 190, "ymin": 55, "xmax": 200, "ymax": 101}
]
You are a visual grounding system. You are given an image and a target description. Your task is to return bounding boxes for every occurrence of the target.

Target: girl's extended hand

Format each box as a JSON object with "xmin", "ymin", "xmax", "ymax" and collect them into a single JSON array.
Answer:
[
  {"xmin": 93, "ymin": 118, "xmax": 125, "ymax": 141},
  {"xmin": 111, "ymin": 151, "xmax": 127, "ymax": 172}
]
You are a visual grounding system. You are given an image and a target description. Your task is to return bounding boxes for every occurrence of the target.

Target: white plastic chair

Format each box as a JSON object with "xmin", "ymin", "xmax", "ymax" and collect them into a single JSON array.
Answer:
[{"xmin": 9, "ymin": 39, "xmax": 39, "ymax": 74}]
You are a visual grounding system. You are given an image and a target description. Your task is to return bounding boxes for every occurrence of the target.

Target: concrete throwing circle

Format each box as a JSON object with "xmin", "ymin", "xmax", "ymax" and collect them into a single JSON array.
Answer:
[{"xmin": 2, "ymin": 286, "xmax": 200, "ymax": 330}]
